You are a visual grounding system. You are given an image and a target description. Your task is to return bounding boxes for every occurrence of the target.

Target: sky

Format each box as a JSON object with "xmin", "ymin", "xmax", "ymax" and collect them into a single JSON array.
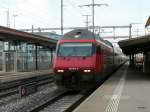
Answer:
[{"xmin": 0, "ymin": 0, "xmax": 149, "ymax": 35}]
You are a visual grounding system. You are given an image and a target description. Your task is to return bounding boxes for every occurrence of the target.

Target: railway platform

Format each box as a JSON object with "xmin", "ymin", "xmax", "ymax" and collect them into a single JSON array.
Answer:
[
  {"xmin": 0, "ymin": 69, "xmax": 53, "ymax": 83},
  {"xmin": 74, "ymin": 63, "xmax": 150, "ymax": 112}
]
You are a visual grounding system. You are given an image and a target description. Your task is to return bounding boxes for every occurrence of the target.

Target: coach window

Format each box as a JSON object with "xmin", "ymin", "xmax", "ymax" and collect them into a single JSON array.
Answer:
[{"xmin": 96, "ymin": 46, "xmax": 101, "ymax": 54}]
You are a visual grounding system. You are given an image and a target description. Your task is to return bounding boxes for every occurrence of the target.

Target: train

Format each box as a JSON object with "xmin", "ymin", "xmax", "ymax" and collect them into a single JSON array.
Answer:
[{"xmin": 53, "ymin": 29, "xmax": 126, "ymax": 90}]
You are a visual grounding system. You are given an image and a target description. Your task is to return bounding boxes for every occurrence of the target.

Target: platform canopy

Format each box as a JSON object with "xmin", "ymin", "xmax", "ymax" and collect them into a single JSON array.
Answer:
[
  {"xmin": 0, "ymin": 26, "xmax": 57, "ymax": 48},
  {"xmin": 118, "ymin": 35, "xmax": 150, "ymax": 55}
]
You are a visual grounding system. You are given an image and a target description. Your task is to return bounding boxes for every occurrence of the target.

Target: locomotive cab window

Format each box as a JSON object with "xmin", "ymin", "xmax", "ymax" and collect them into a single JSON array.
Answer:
[{"xmin": 57, "ymin": 43, "xmax": 93, "ymax": 57}]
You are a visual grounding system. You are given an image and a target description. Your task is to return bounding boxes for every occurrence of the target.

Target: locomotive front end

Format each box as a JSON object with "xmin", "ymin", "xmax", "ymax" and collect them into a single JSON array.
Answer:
[{"xmin": 53, "ymin": 42, "xmax": 96, "ymax": 89}]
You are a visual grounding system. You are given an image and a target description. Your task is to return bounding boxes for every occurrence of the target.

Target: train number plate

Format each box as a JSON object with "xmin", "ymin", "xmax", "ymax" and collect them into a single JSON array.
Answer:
[{"xmin": 68, "ymin": 68, "xmax": 79, "ymax": 71}]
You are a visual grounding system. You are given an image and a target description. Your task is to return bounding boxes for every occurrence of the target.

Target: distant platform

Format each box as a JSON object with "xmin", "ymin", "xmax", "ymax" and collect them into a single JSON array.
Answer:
[
  {"xmin": 74, "ymin": 63, "xmax": 150, "ymax": 112},
  {"xmin": 0, "ymin": 69, "xmax": 53, "ymax": 83}
]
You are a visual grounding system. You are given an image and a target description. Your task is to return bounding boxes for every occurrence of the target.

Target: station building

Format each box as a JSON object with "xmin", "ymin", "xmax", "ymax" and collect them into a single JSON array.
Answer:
[{"xmin": 0, "ymin": 26, "xmax": 59, "ymax": 72}]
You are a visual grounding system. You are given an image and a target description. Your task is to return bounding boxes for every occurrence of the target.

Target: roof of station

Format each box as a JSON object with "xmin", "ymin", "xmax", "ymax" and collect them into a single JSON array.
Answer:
[
  {"xmin": 118, "ymin": 35, "xmax": 150, "ymax": 55},
  {"xmin": 34, "ymin": 32, "xmax": 62, "ymax": 40},
  {"xmin": 0, "ymin": 26, "xmax": 57, "ymax": 48}
]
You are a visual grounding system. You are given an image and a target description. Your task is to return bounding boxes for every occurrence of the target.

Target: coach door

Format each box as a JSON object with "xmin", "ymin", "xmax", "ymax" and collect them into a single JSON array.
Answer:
[{"xmin": 96, "ymin": 46, "xmax": 102, "ymax": 71}]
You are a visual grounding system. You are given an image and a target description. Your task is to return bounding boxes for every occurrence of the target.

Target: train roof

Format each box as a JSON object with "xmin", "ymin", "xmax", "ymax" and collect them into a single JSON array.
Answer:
[
  {"xmin": 62, "ymin": 29, "xmax": 113, "ymax": 47},
  {"xmin": 63, "ymin": 29, "xmax": 95, "ymax": 39},
  {"xmin": 104, "ymin": 40, "xmax": 113, "ymax": 47}
]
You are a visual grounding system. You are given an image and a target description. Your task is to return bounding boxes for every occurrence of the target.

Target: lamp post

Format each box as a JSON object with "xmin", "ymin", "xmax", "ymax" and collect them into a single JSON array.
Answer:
[
  {"xmin": 82, "ymin": 15, "xmax": 91, "ymax": 29},
  {"xmin": 129, "ymin": 23, "xmax": 142, "ymax": 67},
  {"xmin": 129, "ymin": 23, "xmax": 142, "ymax": 39},
  {"xmin": 6, "ymin": 9, "xmax": 10, "ymax": 27},
  {"xmin": 12, "ymin": 14, "xmax": 18, "ymax": 28},
  {"xmin": 61, "ymin": 0, "xmax": 63, "ymax": 35},
  {"xmin": 79, "ymin": 0, "xmax": 108, "ymax": 33},
  {"xmin": 129, "ymin": 24, "xmax": 132, "ymax": 39}
]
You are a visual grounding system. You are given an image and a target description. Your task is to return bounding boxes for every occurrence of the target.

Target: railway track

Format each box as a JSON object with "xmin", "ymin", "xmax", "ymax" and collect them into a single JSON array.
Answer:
[
  {"xmin": 0, "ymin": 73, "xmax": 105, "ymax": 112},
  {"xmin": 0, "ymin": 87, "xmax": 65, "ymax": 112},
  {"xmin": 29, "ymin": 89, "xmax": 68, "ymax": 112},
  {"xmin": 0, "ymin": 83, "xmax": 56, "ymax": 107},
  {"xmin": 38, "ymin": 93, "xmax": 84, "ymax": 112},
  {"xmin": 29, "ymin": 90, "xmax": 90, "ymax": 112},
  {"xmin": 0, "ymin": 74, "xmax": 53, "ymax": 91},
  {"xmin": 0, "ymin": 86, "xmax": 91, "ymax": 112},
  {"xmin": 0, "ymin": 75, "xmax": 54, "ymax": 98}
]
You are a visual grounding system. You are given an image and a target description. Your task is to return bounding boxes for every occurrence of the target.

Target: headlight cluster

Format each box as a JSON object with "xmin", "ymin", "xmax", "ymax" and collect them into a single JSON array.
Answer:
[
  {"xmin": 84, "ymin": 70, "xmax": 91, "ymax": 72},
  {"xmin": 57, "ymin": 69, "xmax": 91, "ymax": 73},
  {"xmin": 57, "ymin": 70, "xmax": 64, "ymax": 72}
]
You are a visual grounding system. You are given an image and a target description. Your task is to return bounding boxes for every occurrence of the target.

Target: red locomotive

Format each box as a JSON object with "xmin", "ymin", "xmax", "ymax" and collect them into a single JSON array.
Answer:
[{"xmin": 53, "ymin": 29, "xmax": 125, "ymax": 90}]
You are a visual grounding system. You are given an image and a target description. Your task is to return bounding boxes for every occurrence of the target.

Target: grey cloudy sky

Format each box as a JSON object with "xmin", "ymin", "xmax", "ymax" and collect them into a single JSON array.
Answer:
[{"xmin": 0, "ymin": 0, "xmax": 149, "ymax": 35}]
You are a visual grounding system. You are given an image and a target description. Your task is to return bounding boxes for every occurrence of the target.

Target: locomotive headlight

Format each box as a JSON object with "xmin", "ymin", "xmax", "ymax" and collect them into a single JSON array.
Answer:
[
  {"xmin": 58, "ymin": 70, "xmax": 64, "ymax": 72},
  {"xmin": 84, "ymin": 70, "xmax": 91, "ymax": 72},
  {"xmin": 87, "ymin": 70, "xmax": 91, "ymax": 72},
  {"xmin": 84, "ymin": 70, "xmax": 88, "ymax": 72}
]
